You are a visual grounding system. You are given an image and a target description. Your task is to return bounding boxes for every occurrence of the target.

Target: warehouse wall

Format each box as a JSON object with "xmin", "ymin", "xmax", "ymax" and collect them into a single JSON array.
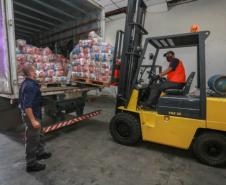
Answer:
[{"xmin": 105, "ymin": 0, "xmax": 226, "ymax": 91}]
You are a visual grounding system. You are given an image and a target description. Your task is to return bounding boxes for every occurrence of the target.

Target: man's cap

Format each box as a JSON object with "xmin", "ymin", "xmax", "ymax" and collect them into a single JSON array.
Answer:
[{"xmin": 163, "ymin": 50, "xmax": 175, "ymax": 57}]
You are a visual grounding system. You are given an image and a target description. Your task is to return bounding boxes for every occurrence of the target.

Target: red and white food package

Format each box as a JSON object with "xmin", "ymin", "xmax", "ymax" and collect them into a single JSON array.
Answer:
[
  {"xmin": 55, "ymin": 70, "xmax": 64, "ymax": 77},
  {"xmin": 16, "ymin": 39, "xmax": 27, "ymax": 47},
  {"xmin": 42, "ymin": 47, "xmax": 52, "ymax": 55},
  {"xmin": 36, "ymin": 70, "xmax": 46, "ymax": 78},
  {"xmin": 47, "ymin": 70, "xmax": 55, "ymax": 77}
]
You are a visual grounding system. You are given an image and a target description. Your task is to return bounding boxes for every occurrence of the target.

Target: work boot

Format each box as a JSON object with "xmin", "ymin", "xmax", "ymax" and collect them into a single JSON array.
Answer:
[
  {"xmin": 26, "ymin": 162, "xmax": 46, "ymax": 172},
  {"xmin": 37, "ymin": 152, "xmax": 52, "ymax": 160}
]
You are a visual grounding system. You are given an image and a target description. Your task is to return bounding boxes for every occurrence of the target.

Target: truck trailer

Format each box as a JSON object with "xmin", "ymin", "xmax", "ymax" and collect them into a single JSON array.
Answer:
[{"xmin": 0, "ymin": 0, "xmax": 104, "ymax": 131}]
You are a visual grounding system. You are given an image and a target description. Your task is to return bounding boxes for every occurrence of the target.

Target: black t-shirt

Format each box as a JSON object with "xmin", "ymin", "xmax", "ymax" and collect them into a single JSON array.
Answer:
[{"xmin": 169, "ymin": 58, "xmax": 180, "ymax": 71}]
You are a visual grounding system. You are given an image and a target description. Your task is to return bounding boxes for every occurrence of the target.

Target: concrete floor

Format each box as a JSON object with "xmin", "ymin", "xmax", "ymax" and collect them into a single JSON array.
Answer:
[{"xmin": 0, "ymin": 96, "xmax": 225, "ymax": 185}]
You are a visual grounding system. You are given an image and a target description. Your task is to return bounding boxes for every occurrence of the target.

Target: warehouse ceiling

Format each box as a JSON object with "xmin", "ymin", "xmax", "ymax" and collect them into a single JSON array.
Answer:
[
  {"xmin": 91, "ymin": 0, "xmax": 168, "ymax": 12},
  {"xmin": 92, "ymin": 0, "xmax": 194, "ymax": 11},
  {"xmin": 92, "ymin": 0, "xmax": 170, "ymax": 21},
  {"xmin": 92, "ymin": 0, "xmax": 196, "ymax": 22},
  {"xmin": 14, "ymin": 0, "xmax": 194, "ymax": 39},
  {"xmin": 14, "ymin": 0, "xmax": 102, "ymax": 39}
]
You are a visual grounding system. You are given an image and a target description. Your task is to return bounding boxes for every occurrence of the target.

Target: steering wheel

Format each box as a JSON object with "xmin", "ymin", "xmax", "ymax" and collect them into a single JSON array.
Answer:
[
  {"xmin": 148, "ymin": 70, "xmax": 160, "ymax": 81},
  {"xmin": 160, "ymin": 77, "xmax": 167, "ymax": 83}
]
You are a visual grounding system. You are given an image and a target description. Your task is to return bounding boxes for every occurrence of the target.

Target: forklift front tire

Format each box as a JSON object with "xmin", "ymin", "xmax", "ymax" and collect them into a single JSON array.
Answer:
[
  {"xmin": 192, "ymin": 132, "xmax": 226, "ymax": 167},
  {"xmin": 110, "ymin": 113, "xmax": 141, "ymax": 146}
]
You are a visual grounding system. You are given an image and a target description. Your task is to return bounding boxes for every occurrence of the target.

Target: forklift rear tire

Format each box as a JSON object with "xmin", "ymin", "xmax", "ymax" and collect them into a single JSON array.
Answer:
[
  {"xmin": 192, "ymin": 132, "xmax": 226, "ymax": 167},
  {"xmin": 110, "ymin": 113, "xmax": 141, "ymax": 146}
]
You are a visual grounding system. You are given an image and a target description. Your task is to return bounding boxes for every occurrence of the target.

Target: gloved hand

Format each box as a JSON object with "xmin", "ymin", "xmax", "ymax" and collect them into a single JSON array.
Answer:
[
  {"xmin": 160, "ymin": 77, "xmax": 166, "ymax": 82},
  {"xmin": 152, "ymin": 75, "xmax": 160, "ymax": 81}
]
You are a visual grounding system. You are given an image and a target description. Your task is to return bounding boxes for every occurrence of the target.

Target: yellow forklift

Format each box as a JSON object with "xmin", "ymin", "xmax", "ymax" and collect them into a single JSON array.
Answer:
[{"xmin": 110, "ymin": 0, "xmax": 226, "ymax": 166}]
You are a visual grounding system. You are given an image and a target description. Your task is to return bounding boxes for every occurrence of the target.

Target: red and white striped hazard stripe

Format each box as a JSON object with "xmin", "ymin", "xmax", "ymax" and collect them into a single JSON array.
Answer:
[{"xmin": 42, "ymin": 110, "xmax": 101, "ymax": 134}]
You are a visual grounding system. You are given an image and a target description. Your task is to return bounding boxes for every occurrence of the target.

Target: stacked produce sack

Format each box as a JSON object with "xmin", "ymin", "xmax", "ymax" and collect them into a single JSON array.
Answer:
[
  {"xmin": 69, "ymin": 31, "xmax": 114, "ymax": 83},
  {"xmin": 16, "ymin": 39, "xmax": 68, "ymax": 83}
]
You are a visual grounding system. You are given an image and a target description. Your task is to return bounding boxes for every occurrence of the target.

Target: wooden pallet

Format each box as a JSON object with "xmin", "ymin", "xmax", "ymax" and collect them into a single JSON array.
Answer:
[
  {"xmin": 73, "ymin": 77, "xmax": 91, "ymax": 83},
  {"xmin": 40, "ymin": 82, "xmax": 67, "ymax": 89},
  {"xmin": 89, "ymin": 80, "xmax": 110, "ymax": 87},
  {"xmin": 73, "ymin": 77, "xmax": 110, "ymax": 87},
  {"xmin": 18, "ymin": 81, "xmax": 65, "ymax": 89}
]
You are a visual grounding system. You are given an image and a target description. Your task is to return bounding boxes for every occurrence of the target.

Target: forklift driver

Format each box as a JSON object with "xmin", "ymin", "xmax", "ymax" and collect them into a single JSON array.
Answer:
[{"xmin": 144, "ymin": 51, "xmax": 186, "ymax": 108}]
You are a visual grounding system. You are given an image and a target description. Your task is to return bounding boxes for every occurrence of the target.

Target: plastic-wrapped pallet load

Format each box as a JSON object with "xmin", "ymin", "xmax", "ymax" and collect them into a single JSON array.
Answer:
[
  {"xmin": 69, "ymin": 31, "xmax": 114, "ymax": 85},
  {"xmin": 16, "ymin": 39, "xmax": 68, "ymax": 84}
]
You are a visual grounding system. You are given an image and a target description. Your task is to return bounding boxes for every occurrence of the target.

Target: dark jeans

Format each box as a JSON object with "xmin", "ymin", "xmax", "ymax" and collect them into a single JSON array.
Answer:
[
  {"xmin": 22, "ymin": 115, "xmax": 45, "ymax": 166},
  {"xmin": 147, "ymin": 81, "xmax": 184, "ymax": 105}
]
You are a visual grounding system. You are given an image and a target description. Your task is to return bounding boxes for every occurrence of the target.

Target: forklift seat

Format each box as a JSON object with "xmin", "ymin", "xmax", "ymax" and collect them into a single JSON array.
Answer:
[{"xmin": 165, "ymin": 72, "xmax": 196, "ymax": 95}]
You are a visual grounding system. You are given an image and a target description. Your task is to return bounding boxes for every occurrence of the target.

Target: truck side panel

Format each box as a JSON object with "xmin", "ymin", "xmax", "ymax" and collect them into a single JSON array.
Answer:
[{"xmin": 0, "ymin": 0, "xmax": 12, "ymax": 94}]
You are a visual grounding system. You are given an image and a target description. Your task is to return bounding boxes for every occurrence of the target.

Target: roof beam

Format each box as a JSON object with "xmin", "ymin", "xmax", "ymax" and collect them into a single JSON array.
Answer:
[
  {"xmin": 40, "ymin": 28, "xmax": 99, "ymax": 46},
  {"xmin": 15, "ymin": 28, "xmax": 36, "ymax": 35},
  {"xmin": 15, "ymin": 18, "xmax": 50, "ymax": 30},
  {"xmin": 15, "ymin": 24, "xmax": 41, "ymax": 32},
  {"xmin": 14, "ymin": 1, "xmax": 65, "ymax": 23},
  {"xmin": 16, "ymin": 31, "xmax": 33, "ymax": 37},
  {"xmin": 33, "ymin": 18, "xmax": 98, "ymax": 42},
  {"xmin": 14, "ymin": 10, "xmax": 56, "ymax": 26},
  {"xmin": 167, "ymin": 0, "xmax": 198, "ymax": 7},
  {"xmin": 106, "ymin": 7, "xmax": 127, "ymax": 17},
  {"xmin": 32, "ymin": 0, "xmax": 77, "ymax": 19},
  {"xmin": 59, "ymin": 0, "xmax": 87, "ymax": 15},
  {"xmin": 16, "ymin": 33, "xmax": 32, "ymax": 39},
  {"xmin": 87, "ymin": 0, "xmax": 103, "ymax": 10}
]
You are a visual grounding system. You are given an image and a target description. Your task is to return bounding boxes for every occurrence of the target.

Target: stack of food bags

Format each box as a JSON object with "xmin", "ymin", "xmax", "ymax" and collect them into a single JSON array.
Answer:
[
  {"xmin": 16, "ymin": 39, "xmax": 68, "ymax": 83},
  {"xmin": 69, "ymin": 31, "xmax": 114, "ymax": 84}
]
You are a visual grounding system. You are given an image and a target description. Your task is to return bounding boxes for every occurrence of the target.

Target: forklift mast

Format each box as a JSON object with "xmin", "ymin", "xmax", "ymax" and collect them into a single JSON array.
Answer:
[{"xmin": 115, "ymin": 0, "xmax": 148, "ymax": 107}]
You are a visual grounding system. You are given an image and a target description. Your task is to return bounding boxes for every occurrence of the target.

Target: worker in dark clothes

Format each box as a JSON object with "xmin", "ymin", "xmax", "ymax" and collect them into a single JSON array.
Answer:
[
  {"xmin": 145, "ymin": 51, "xmax": 186, "ymax": 107},
  {"xmin": 19, "ymin": 65, "xmax": 51, "ymax": 172}
]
